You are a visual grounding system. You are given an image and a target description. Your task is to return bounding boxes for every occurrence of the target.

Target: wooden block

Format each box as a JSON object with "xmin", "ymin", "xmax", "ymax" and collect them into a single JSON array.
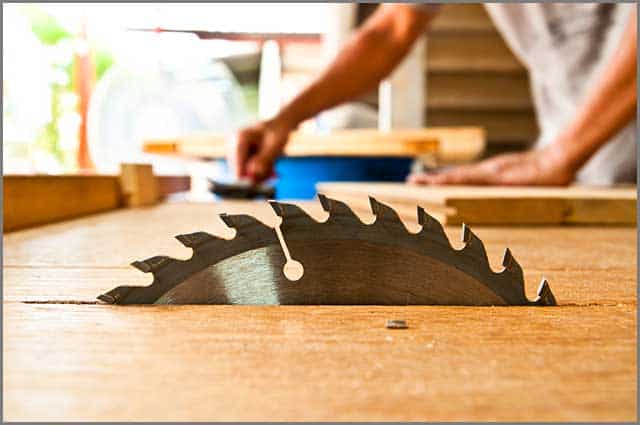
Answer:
[
  {"xmin": 142, "ymin": 127, "xmax": 486, "ymax": 163},
  {"xmin": 316, "ymin": 182, "xmax": 637, "ymax": 226},
  {"xmin": 3, "ymin": 175, "xmax": 121, "ymax": 232},
  {"xmin": 119, "ymin": 163, "xmax": 159, "ymax": 207}
]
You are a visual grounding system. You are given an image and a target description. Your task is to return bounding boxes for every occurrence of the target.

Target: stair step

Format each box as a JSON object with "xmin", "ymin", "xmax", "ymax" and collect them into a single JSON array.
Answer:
[
  {"xmin": 426, "ymin": 109, "xmax": 539, "ymax": 145},
  {"xmin": 426, "ymin": 73, "xmax": 534, "ymax": 111},
  {"xmin": 430, "ymin": 4, "xmax": 496, "ymax": 33},
  {"xmin": 426, "ymin": 32, "xmax": 525, "ymax": 73}
]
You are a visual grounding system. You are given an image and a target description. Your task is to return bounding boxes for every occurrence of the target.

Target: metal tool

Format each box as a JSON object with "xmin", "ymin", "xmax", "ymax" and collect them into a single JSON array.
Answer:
[
  {"xmin": 97, "ymin": 195, "xmax": 557, "ymax": 306},
  {"xmin": 208, "ymin": 179, "xmax": 276, "ymax": 199}
]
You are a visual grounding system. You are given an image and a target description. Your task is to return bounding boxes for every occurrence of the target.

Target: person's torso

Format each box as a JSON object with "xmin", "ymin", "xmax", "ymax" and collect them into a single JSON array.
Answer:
[{"xmin": 483, "ymin": 3, "xmax": 636, "ymax": 184}]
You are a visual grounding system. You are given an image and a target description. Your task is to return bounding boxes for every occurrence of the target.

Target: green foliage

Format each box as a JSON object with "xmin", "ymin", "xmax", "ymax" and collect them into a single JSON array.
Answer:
[
  {"xmin": 15, "ymin": 5, "xmax": 115, "ymax": 171},
  {"xmin": 35, "ymin": 88, "xmax": 65, "ymax": 163},
  {"xmin": 94, "ymin": 47, "xmax": 115, "ymax": 80},
  {"xmin": 21, "ymin": 5, "xmax": 71, "ymax": 45}
]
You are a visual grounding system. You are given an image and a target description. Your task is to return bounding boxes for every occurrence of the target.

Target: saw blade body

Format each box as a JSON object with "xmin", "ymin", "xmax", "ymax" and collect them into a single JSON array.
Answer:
[{"xmin": 98, "ymin": 195, "xmax": 556, "ymax": 306}]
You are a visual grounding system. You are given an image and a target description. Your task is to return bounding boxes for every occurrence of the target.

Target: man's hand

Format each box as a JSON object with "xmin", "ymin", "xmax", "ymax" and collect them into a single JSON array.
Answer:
[
  {"xmin": 229, "ymin": 119, "xmax": 293, "ymax": 182},
  {"xmin": 227, "ymin": 4, "xmax": 435, "ymax": 182},
  {"xmin": 407, "ymin": 146, "xmax": 575, "ymax": 186}
]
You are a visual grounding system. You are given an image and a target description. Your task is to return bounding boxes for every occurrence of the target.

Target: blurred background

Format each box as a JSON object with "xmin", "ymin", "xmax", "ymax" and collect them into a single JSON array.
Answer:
[{"xmin": 3, "ymin": 3, "xmax": 537, "ymax": 184}]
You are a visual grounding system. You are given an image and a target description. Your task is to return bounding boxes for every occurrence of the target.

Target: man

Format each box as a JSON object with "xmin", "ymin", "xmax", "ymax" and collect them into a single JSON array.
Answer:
[{"xmin": 230, "ymin": 3, "xmax": 637, "ymax": 186}]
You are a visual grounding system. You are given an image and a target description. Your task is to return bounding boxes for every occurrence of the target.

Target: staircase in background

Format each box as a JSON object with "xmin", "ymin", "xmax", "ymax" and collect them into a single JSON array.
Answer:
[{"xmin": 426, "ymin": 4, "xmax": 539, "ymax": 153}]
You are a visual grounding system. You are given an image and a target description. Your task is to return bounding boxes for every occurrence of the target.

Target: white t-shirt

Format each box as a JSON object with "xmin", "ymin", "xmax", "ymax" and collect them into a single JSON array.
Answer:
[{"xmin": 418, "ymin": 3, "xmax": 637, "ymax": 184}]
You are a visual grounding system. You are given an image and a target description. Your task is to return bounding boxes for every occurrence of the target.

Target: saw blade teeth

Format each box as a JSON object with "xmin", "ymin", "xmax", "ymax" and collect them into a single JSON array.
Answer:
[
  {"xmin": 268, "ymin": 200, "xmax": 285, "ymax": 217},
  {"xmin": 369, "ymin": 196, "xmax": 407, "ymax": 233},
  {"xmin": 461, "ymin": 223, "xmax": 471, "ymax": 243},
  {"xmin": 131, "ymin": 255, "xmax": 172, "ymax": 273},
  {"xmin": 317, "ymin": 193, "xmax": 360, "ymax": 221},
  {"xmin": 220, "ymin": 213, "xmax": 267, "ymax": 231},
  {"xmin": 219, "ymin": 213, "xmax": 275, "ymax": 243},
  {"xmin": 175, "ymin": 231, "xmax": 218, "ymax": 249},
  {"xmin": 535, "ymin": 278, "xmax": 557, "ymax": 306},
  {"xmin": 269, "ymin": 200, "xmax": 316, "ymax": 223},
  {"xmin": 317, "ymin": 193, "xmax": 332, "ymax": 212},
  {"xmin": 97, "ymin": 286, "xmax": 133, "ymax": 304},
  {"xmin": 459, "ymin": 224, "xmax": 490, "ymax": 266},
  {"xmin": 501, "ymin": 247, "xmax": 515, "ymax": 268},
  {"xmin": 501, "ymin": 248, "xmax": 523, "ymax": 271},
  {"xmin": 96, "ymin": 293, "xmax": 116, "ymax": 304},
  {"xmin": 219, "ymin": 213, "xmax": 236, "ymax": 228},
  {"xmin": 417, "ymin": 206, "xmax": 450, "ymax": 242},
  {"xmin": 369, "ymin": 196, "xmax": 396, "ymax": 220},
  {"xmin": 499, "ymin": 247, "xmax": 523, "ymax": 281}
]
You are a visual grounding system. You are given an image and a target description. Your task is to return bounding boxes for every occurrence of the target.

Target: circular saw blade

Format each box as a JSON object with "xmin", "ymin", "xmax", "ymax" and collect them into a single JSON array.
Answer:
[{"xmin": 97, "ymin": 195, "xmax": 557, "ymax": 306}]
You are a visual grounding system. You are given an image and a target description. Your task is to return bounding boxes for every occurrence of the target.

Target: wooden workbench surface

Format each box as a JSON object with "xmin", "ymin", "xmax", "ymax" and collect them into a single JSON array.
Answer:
[{"xmin": 3, "ymin": 202, "xmax": 637, "ymax": 421}]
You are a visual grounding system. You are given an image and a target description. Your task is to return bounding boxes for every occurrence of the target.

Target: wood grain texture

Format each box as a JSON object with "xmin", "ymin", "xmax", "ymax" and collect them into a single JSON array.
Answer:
[
  {"xmin": 143, "ymin": 127, "xmax": 486, "ymax": 162},
  {"xmin": 3, "ymin": 174, "xmax": 192, "ymax": 232},
  {"xmin": 2, "ymin": 201, "xmax": 637, "ymax": 421},
  {"xmin": 3, "ymin": 303, "xmax": 636, "ymax": 421},
  {"xmin": 3, "ymin": 175, "xmax": 122, "ymax": 232},
  {"xmin": 316, "ymin": 182, "xmax": 638, "ymax": 225}
]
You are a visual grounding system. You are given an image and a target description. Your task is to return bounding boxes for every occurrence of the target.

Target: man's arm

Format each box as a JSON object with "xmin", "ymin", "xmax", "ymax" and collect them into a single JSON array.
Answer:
[
  {"xmin": 554, "ymin": 8, "xmax": 637, "ymax": 173},
  {"xmin": 410, "ymin": 9, "xmax": 637, "ymax": 186},
  {"xmin": 231, "ymin": 4, "xmax": 435, "ymax": 181}
]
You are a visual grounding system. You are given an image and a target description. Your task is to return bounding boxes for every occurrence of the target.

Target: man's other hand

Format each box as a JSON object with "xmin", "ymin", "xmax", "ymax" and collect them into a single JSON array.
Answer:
[{"xmin": 407, "ymin": 147, "xmax": 575, "ymax": 186}]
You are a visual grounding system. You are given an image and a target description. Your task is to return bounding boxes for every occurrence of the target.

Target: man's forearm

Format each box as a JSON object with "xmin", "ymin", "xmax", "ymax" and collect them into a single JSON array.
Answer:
[
  {"xmin": 276, "ymin": 4, "xmax": 434, "ymax": 129},
  {"xmin": 553, "ymin": 10, "xmax": 637, "ymax": 173}
]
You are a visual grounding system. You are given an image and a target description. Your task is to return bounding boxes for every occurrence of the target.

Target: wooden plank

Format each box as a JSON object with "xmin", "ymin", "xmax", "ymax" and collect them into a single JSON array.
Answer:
[
  {"xmin": 3, "ymin": 174, "xmax": 192, "ymax": 232},
  {"xmin": 3, "ymin": 303, "xmax": 636, "ymax": 421},
  {"xmin": 316, "ymin": 183, "xmax": 637, "ymax": 225},
  {"xmin": 143, "ymin": 127, "xmax": 486, "ymax": 163},
  {"xmin": 3, "ymin": 175, "xmax": 122, "ymax": 232}
]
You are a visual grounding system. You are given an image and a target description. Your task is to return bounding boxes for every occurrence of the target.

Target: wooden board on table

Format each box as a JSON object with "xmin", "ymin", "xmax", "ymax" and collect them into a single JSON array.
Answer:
[
  {"xmin": 143, "ymin": 127, "xmax": 486, "ymax": 162},
  {"xmin": 2, "ymin": 201, "xmax": 637, "ymax": 421},
  {"xmin": 3, "ymin": 173, "xmax": 191, "ymax": 232},
  {"xmin": 316, "ymin": 182, "xmax": 638, "ymax": 226},
  {"xmin": 3, "ymin": 175, "xmax": 122, "ymax": 232}
]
